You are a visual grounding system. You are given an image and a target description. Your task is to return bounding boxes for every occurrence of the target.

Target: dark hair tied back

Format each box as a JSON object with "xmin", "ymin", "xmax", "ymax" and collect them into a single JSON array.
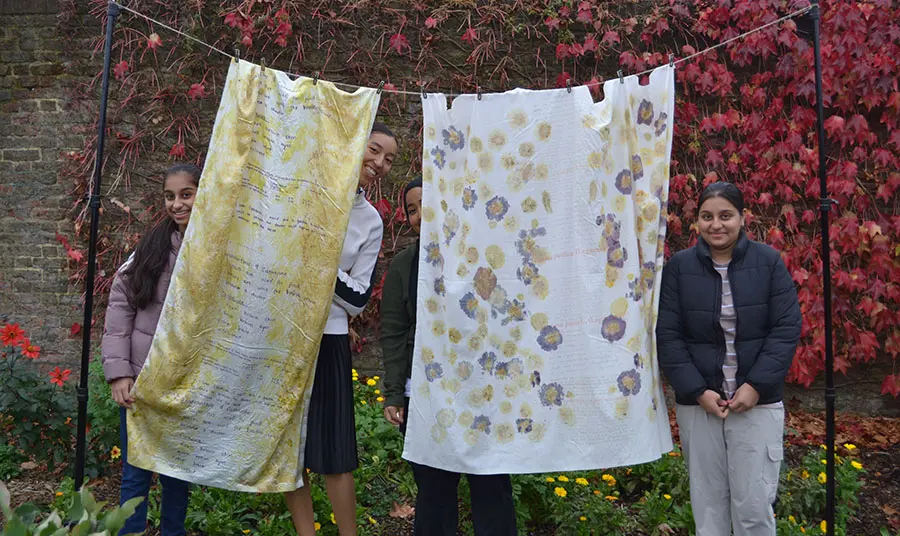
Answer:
[
  {"xmin": 698, "ymin": 182, "xmax": 744, "ymax": 214},
  {"xmin": 122, "ymin": 164, "xmax": 201, "ymax": 310},
  {"xmin": 403, "ymin": 176, "xmax": 422, "ymax": 219}
]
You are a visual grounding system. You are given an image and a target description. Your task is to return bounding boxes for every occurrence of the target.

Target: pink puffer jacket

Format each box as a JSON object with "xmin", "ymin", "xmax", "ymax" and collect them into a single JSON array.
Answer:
[{"xmin": 100, "ymin": 231, "xmax": 182, "ymax": 382}]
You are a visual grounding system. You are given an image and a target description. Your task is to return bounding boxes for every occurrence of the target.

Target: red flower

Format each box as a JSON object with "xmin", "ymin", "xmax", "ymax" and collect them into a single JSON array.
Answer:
[
  {"xmin": 21, "ymin": 338, "xmax": 40, "ymax": 359},
  {"xmin": 49, "ymin": 367, "xmax": 71, "ymax": 387},
  {"xmin": 147, "ymin": 33, "xmax": 162, "ymax": 50},
  {"xmin": 187, "ymin": 83, "xmax": 206, "ymax": 100},
  {"xmin": 1, "ymin": 323, "xmax": 25, "ymax": 347},
  {"xmin": 113, "ymin": 60, "xmax": 129, "ymax": 81}
]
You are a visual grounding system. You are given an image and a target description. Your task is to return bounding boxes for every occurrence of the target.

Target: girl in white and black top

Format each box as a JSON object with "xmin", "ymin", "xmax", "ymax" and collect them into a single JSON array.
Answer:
[{"xmin": 285, "ymin": 122, "xmax": 398, "ymax": 536}]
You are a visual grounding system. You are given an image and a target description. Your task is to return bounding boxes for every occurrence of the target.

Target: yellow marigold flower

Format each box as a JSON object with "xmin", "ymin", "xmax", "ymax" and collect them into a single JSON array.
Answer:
[
  {"xmin": 801, "ymin": 470, "xmax": 810, "ymax": 479},
  {"xmin": 366, "ymin": 379, "xmax": 377, "ymax": 386},
  {"xmin": 373, "ymin": 376, "xmax": 380, "ymax": 380},
  {"xmin": 55, "ymin": 492, "xmax": 64, "ymax": 497},
  {"xmin": 575, "ymin": 477, "xmax": 589, "ymax": 486},
  {"xmin": 352, "ymin": 369, "xmax": 358, "ymax": 375},
  {"xmin": 789, "ymin": 515, "xmax": 797, "ymax": 524},
  {"xmin": 110, "ymin": 446, "xmax": 121, "ymax": 460},
  {"xmin": 376, "ymin": 396, "xmax": 384, "ymax": 402},
  {"xmin": 242, "ymin": 530, "xmax": 250, "ymax": 534},
  {"xmin": 593, "ymin": 490, "xmax": 601, "ymax": 495},
  {"xmin": 360, "ymin": 400, "xmax": 367, "ymax": 405},
  {"xmin": 851, "ymin": 461, "xmax": 863, "ymax": 470},
  {"xmin": 820, "ymin": 459, "xmax": 827, "ymax": 465},
  {"xmin": 800, "ymin": 527, "xmax": 806, "ymax": 533},
  {"xmin": 605, "ymin": 495, "xmax": 618, "ymax": 501},
  {"xmin": 554, "ymin": 487, "xmax": 567, "ymax": 498},
  {"xmin": 546, "ymin": 477, "xmax": 555, "ymax": 483},
  {"xmin": 820, "ymin": 520, "xmax": 827, "ymax": 533},
  {"xmin": 557, "ymin": 475, "xmax": 569, "ymax": 482},
  {"xmin": 601, "ymin": 474, "xmax": 614, "ymax": 482},
  {"xmin": 368, "ymin": 516, "xmax": 378, "ymax": 525},
  {"xmin": 374, "ymin": 389, "xmax": 381, "ymax": 394},
  {"xmin": 579, "ymin": 516, "xmax": 587, "ymax": 521},
  {"xmin": 331, "ymin": 512, "xmax": 336, "ymax": 524},
  {"xmin": 314, "ymin": 522, "xmax": 321, "ymax": 531},
  {"xmin": 843, "ymin": 443, "xmax": 857, "ymax": 451},
  {"xmin": 817, "ymin": 472, "xmax": 827, "ymax": 484},
  {"xmin": 663, "ymin": 494, "xmax": 672, "ymax": 500},
  {"xmin": 668, "ymin": 451, "xmax": 680, "ymax": 457}
]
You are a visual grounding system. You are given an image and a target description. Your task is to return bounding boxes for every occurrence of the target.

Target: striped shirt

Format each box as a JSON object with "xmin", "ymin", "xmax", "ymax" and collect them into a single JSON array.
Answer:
[{"xmin": 713, "ymin": 261, "xmax": 738, "ymax": 398}]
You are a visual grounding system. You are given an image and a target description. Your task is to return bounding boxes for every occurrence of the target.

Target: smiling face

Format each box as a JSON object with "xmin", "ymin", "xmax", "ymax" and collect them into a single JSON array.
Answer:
[
  {"xmin": 698, "ymin": 195, "xmax": 743, "ymax": 258},
  {"xmin": 164, "ymin": 171, "xmax": 198, "ymax": 233},
  {"xmin": 358, "ymin": 131, "xmax": 398, "ymax": 189},
  {"xmin": 405, "ymin": 186, "xmax": 423, "ymax": 235}
]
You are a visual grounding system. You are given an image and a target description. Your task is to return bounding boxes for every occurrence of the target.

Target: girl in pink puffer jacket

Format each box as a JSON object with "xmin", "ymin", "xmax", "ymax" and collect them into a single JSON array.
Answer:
[{"xmin": 100, "ymin": 163, "xmax": 200, "ymax": 536}]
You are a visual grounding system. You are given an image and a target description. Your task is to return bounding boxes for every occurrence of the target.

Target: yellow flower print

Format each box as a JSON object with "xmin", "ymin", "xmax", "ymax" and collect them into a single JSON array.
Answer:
[
  {"xmin": 488, "ymin": 334, "xmax": 503, "ymax": 349},
  {"xmin": 457, "ymin": 263, "xmax": 469, "ymax": 277},
  {"xmin": 476, "ymin": 323, "xmax": 489, "ymax": 339},
  {"xmin": 576, "ymin": 477, "xmax": 589, "ymax": 486},
  {"xmin": 502, "ymin": 215, "xmax": 518, "ymax": 233},
  {"xmin": 451, "ymin": 178, "xmax": 464, "ymax": 197},
  {"xmin": 532, "ymin": 275, "xmax": 550, "ymax": 299},
  {"xmin": 542, "ymin": 191, "xmax": 552, "ymax": 213},
  {"xmin": 457, "ymin": 240, "xmax": 466, "ymax": 256},
  {"xmin": 464, "ymin": 429, "xmax": 479, "ymax": 446},
  {"xmin": 470, "ymin": 136, "xmax": 483, "ymax": 153},
  {"xmin": 422, "ymin": 206, "xmax": 435, "ymax": 223},
  {"xmin": 458, "ymin": 410, "xmax": 474, "ymax": 427},
  {"xmin": 478, "ymin": 152, "xmax": 494, "ymax": 172},
  {"xmin": 501, "ymin": 153, "xmax": 517, "ymax": 170},
  {"xmin": 519, "ymin": 142, "xmax": 535, "ymax": 158},
  {"xmin": 425, "ymin": 297, "xmax": 439, "ymax": 314},
  {"xmin": 588, "ymin": 152, "xmax": 604, "ymax": 169},
  {"xmin": 614, "ymin": 195, "xmax": 626, "ymax": 213},
  {"xmin": 529, "ymin": 422, "xmax": 547, "ymax": 442},
  {"xmin": 510, "ymin": 327, "xmax": 522, "ymax": 341},
  {"xmin": 421, "ymin": 347, "xmax": 435, "ymax": 364},
  {"xmin": 466, "ymin": 247, "xmax": 479, "ymax": 264},
  {"xmin": 488, "ymin": 129, "xmax": 507, "ymax": 149},
  {"xmin": 508, "ymin": 108, "xmax": 528, "ymax": 128},
  {"xmin": 522, "ymin": 197, "xmax": 538, "ymax": 212},
  {"xmin": 500, "ymin": 401, "xmax": 513, "ymax": 414},
  {"xmin": 615, "ymin": 397, "xmax": 629, "ymax": 418},
  {"xmin": 456, "ymin": 361, "xmax": 473, "ymax": 380},
  {"xmin": 486, "ymin": 245, "xmax": 505, "ymax": 269},
  {"xmin": 560, "ymin": 406, "xmax": 576, "ymax": 426},
  {"xmin": 432, "ymin": 320, "xmax": 446, "ymax": 336},
  {"xmin": 536, "ymin": 163, "xmax": 549, "ymax": 180},
  {"xmin": 520, "ymin": 402, "xmax": 533, "ymax": 419},
  {"xmin": 611, "ymin": 297, "xmax": 629, "ymax": 318},
  {"xmin": 537, "ymin": 122, "xmax": 552, "ymax": 140},
  {"xmin": 468, "ymin": 335, "xmax": 484, "ymax": 351},
  {"xmin": 502, "ymin": 341, "xmax": 518, "ymax": 357},
  {"xmin": 554, "ymin": 487, "xmax": 567, "ymax": 498},
  {"xmin": 426, "ymin": 125, "xmax": 437, "ymax": 140},
  {"xmin": 449, "ymin": 328, "xmax": 463, "ymax": 344},
  {"xmin": 423, "ymin": 166, "xmax": 434, "ymax": 183},
  {"xmin": 530, "ymin": 312, "xmax": 548, "ymax": 330},
  {"xmin": 431, "ymin": 424, "xmax": 448, "ymax": 443},
  {"xmin": 440, "ymin": 199, "xmax": 448, "ymax": 213},
  {"xmin": 507, "ymin": 172, "xmax": 525, "ymax": 193},
  {"xmin": 504, "ymin": 383, "xmax": 519, "ymax": 398},
  {"xmin": 582, "ymin": 114, "xmax": 598, "ymax": 128},
  {"xmin": 606, "ymin": 267, "xmax": 620, "ymax": 288},
  {"xmin": 437, "ymin": 408, "xmax": 456, "ymax": 428},
  {"xmin": 496, "ymin": 423, "xmax": 515, "ymax": 444}
]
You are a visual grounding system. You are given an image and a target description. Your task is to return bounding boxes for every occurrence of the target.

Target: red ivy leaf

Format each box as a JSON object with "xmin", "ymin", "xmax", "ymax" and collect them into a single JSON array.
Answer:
[
  {"xmin": 382, "ymin": 82, "xmax": 397, "ymax": 92},
  {"xmin": 389, "ymin": 33, "xmax": 410, "ymax": 54},
  {"xmin": 461, "ymin": 27, "xmax": 478, "ymax": 44},
  {"xmin": 424, "ymin": 16, "xmax": 437, "ymax": 29},
  {"xmin": 113, "ymin": 60, "xmax": 129, "ymax": 81},
  {"xmin": 187, "ymin": 83, "xmax": 206, "ymax": 100},
  {"xmin": 147, "ymin": 33, "xmax": 162, "ymax": 50},
  {"xmin": 586, "ymin": 76, "xmax": 602, "ymax": 99},
  {"xmin": 577, "ymin": 2, "xmax": 593, "ymax": 24},
  {"xmin": 67, "ymin": 248, "xmax": 84, "ymax": 263},
  {"xmin": 881, "ymin": 374, "xmax": 900, "ymax": 397},
  {"xmin": 558, "ymin": 6, "xmax": 571, "ymax": 18},
  {"xmin": 224, "ymin": 12, "xmax": 240, "ymax": 28},
  {"xmin": 602, "ymin": 31, "xmax": 620, "ymax": 45},
  {"xmin": 373, "ymin": 198, "xmax": 392, "ymax": 219},
  {"xmin": 241, "ymin": 34, "xmax": 253, "ymax": 47},
  {"xmin": 545, "ymin": 17, "xmax": 561, "ymax": 31},
  {"xmin": 555, "ymin": 43, "xmax": 571, "ymax": 60},
  {"xmin": 824, "ymin": 115, "xmax": 845, "ymax": 136},
  {"xmin": 70, "ymin": 323, "xmax": 81, "ymax": 337},
  {"xmin": 555, "ymin": 72, "xmax": 572, "ymax": 88},
  {"xmin": 583, "ymin": 36, "xmax": 599, "ymax": 54}
]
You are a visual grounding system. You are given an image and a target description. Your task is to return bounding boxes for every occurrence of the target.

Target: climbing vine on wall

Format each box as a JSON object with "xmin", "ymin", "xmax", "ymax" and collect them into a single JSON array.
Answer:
[{"xmin": 58, "ymin": 0, "xmax": 900, "ymax": 395}]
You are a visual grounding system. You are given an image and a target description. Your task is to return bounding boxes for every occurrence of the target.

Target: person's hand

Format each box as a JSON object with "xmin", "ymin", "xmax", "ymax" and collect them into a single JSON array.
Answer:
[
  {"xmin": 727, "ymin": 383, "xmax": 760, "ymax": 413},
  {"xmin": 697, "ymin": 390, "xmax": 729, "ymax": 419},
  {"xmin": 110, "ymin": 377, "xmax": 135, "ymax": 408},
  {"xmin": 383, "ymin": 405, "xmax": 404, "ymax": 426}
]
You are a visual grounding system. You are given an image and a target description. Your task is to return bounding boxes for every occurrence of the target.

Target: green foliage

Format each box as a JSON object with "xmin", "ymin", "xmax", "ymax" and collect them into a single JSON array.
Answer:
[
  {"xmin": 0, "ymin": 481, "xmax": 143, "ymax": 536},
  {"xmin": 0, "ymin": 444, "xmax": 24, "ymax": 482},
  {"xmin": 84, "ymin": 357, "xmax": 122, "ymax": 479}
]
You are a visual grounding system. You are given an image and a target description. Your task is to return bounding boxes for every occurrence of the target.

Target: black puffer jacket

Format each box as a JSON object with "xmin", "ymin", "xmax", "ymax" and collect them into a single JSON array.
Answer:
[{"xmin": 656, "ymin": 232, "xmax": 801, "ymax": 406}]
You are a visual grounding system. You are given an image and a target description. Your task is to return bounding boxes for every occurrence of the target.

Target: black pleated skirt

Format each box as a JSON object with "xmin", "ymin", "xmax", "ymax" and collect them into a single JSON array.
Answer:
[{"xmin": 304, "ymin": 334, "xmax": 359, "ymax": 474}]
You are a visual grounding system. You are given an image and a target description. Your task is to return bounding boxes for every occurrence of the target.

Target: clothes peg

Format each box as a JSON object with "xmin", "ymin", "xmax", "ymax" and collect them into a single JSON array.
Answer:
[
  {"xmin": 618, "ymin": 70, "xmax": 624, "ymax": 84},
  {"xmin": 260, "ymin": 57, "xmax": 267, "ymax": 70},
  {"xmin": 313, "ymin": 71, "xmax": 320, "ymax": 85},
  {"xmin": 376, "ymin": 81, "xmax": 385, "ymax": 94},
  {"xmin": 566, "ymin": 78, "xmax": 572, "ymax": 93},
  {"xmin": 476, "ymin": 86, "xmax": 482, "ymax": 100},
  {"xmin": 233, "ymin": 49, "xmax": 240, "ymax": 63},
  {"xmin": 420, "ymin": 82, "xmax": 427, "ymax": 100},
  {"xmin": 669, "ymin": 53, "xmax": 675, "ymax": 67}
]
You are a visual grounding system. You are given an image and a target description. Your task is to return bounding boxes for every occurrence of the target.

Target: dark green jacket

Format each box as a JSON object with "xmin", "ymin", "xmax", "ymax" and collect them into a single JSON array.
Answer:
[{"xmin": 380, "ymin": 243, "xmax": 417, "ymax": 408}]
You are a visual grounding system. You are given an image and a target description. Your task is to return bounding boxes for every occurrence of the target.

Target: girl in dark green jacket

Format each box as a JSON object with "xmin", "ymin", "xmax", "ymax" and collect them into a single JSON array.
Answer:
[{"xmin": 380, "ymin": 178, "xmax": 517, "ymax": 536}]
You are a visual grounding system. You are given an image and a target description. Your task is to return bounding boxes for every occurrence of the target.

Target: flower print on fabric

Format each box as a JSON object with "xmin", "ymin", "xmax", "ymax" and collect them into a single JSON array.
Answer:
[
  {"xmin": 516, "ymin": 418, "xmax": 534, "ymax": 433},
  {"xmin": 654, "ymin": 112, "xmax": 668, "ymax": 137},
  {"xmin": 462, "ymin": 187, "xmax": 478, "ymax": 210},
  {"xmin": 425, "ymin": 362, "xmax": 444, "ymax": 383},
  {"xmin": 631, "ymin": 154, "xmax": 644, "ymax": 181},
  {"xmin": 495, "ymin": 358, "xmax": 524, "ymax": 380},
  {"xmin": 431, "ymin": 146, "xmax": 447, "ymax": 169},
  {"xmin": 433, "ymin": 276, "xmax": 446, "ymax": 297},
  {"xmin": 502, "ymin": 299, "xmax": 527, "ymax": 326},
  {"xmin": 539, "ymin": 382, "xmax": 565, "ymax": 407},
  {"xmin": 473, "ymin": 267, "xmax": 498, "ymax": 301},
  {"xmin": 424, "ymin": 241, "xmax": 443, "ymax": 267},
  {"xmin": 600, "ymin": 315, "xmax": 627, "ymax": 342},
  {"xmin": 537, "ymin": 325, "xmax": 563, "ymax": 351},
  {"xmin": 472, "ymin": 415, "xmax": 492, "ymax": 434},
  {"xmin": 485, "ymin": 196, "xmax": 510, "ymax": 222},
  {"xmin": 459, "ymin": 291, "xmax": 479, "ymax": 319},
  {"xmin": 442, "ymin": 126, "xmax": 465, "ymax": 151},
  {"xmin": 615, "ymin": 169, "xmax": 633, "ymax": 194},
  {"xmin": 617, "ymin": 369, "xmax": 642, "ymax": 396},
  {"xmin": 478, "ymin": 351, "xmax": 497, "ymax": 374},
  {"xmin": 443, "ymin": 210, "xmax": 460, "ymax": 245},
  {"xmin": 517, "ymin": 261, "xmax": 539, "ymax": 285},
  {"xmin": 637, "ymin": 99, "xmax": 654, "ymax": 126}
]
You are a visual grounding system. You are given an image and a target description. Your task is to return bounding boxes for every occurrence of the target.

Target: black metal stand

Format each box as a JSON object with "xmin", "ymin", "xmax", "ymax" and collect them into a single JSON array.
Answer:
[
  {"xmin": 74, "ymin": 0, "xmax": 120, "ymax": 490},
  {"xmin": 811, "ymin": 5, "xmax": 837, "ymax": 535}
]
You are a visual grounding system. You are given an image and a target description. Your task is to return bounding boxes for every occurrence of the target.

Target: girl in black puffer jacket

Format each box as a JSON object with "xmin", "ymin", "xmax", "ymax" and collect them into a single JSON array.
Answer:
[{"xmin": 657, "ymin": 182, "xmax": 801, "ymax": 536}]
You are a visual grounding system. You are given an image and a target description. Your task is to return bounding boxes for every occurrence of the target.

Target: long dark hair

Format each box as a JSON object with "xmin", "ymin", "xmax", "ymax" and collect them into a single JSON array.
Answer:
[{"xmin": 122, "ymin": 164, "xmax": 201, "ymax": 310}]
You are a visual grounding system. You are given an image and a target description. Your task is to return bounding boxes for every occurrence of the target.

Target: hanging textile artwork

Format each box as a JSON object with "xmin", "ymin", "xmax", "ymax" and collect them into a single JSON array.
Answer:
[
  {"xmin": 403, "ymin": 65, "xmax": 675, "ymax": 474},
  {"xmin": 128, "ymin": 59, "xmax": 380, "ymax": 492}
]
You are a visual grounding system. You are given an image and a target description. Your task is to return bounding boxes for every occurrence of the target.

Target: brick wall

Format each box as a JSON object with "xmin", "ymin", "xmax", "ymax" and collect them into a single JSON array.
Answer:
[{"xmin": 0, "ymin": 1, "xmax": 92, "ymax": 363}]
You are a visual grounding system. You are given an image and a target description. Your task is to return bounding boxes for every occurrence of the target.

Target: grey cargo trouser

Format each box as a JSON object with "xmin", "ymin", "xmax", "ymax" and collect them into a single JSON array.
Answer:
[{"xmin": 676, "ymin": 404, "xmax": 785, "ymax": 536}]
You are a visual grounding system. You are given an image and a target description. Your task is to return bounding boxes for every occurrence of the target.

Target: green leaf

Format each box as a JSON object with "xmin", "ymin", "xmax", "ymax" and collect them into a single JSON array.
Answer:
[
  {"xmin": 35, "ymin": 511, "xmax": 63, "ymax": 535},
  {"xmin": 3, "ymin": 516, "xmax": 28, "ymax": 536},
  {"xmin": 0, "ymin": 480, "xmax": 10, "ymax": 514},
  {"xmin": 70, "ymin": 519, "xmax": 94, "ymax": 536},
  {"xmin": 13, "ymin": 502, "xmax": 40, "ymax": 525},
  {"xmin": 98, "ymin": 496, "xmax": 143, "ymax": 535},
  {"xmin": 67, "ymin": 490, "xmax": 85, "ymax": 523}
]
